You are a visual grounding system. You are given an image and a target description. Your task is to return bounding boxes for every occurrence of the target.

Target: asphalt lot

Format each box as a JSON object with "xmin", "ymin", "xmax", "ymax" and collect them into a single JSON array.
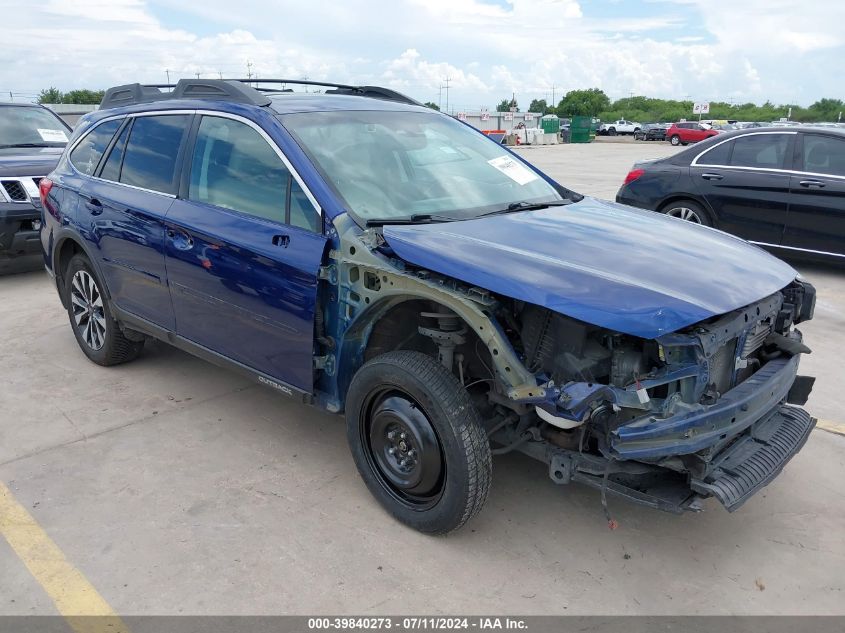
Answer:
[{"xmin": 1, "ymin": 140, "xmax": 844, "ymax": 617}]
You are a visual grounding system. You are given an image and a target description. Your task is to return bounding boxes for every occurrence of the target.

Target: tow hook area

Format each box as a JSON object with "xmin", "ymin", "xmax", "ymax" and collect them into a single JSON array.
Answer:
[
  {"xmin": 507, "ymin": 402, "xmax": 815, "ymax": 516},
  {"xmin": 690, "ymin": 405, "xmax": 816, "ymax": 511}
]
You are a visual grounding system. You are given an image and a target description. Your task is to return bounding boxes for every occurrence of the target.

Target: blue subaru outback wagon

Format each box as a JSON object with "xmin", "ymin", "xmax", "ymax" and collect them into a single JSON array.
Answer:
[{"xmin": 40, "ymin": 79, "xmax": 817, "ymax": 533}]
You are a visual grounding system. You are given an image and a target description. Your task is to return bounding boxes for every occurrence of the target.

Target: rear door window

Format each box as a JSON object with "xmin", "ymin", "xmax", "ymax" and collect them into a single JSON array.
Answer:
[
  {"xmin": 69, "ymin": 119, "xmax": 122, "ymax": 175},
  {"xmin": 730, "ymin": 134, "xmax": 791, "ymax": 169},
  {"xmin": 801, "ymin": 135, "xmax": 845, "ymax": 177},
  {"xmin": 120, "ymin": 115, "xmax": 189, "ymax": 194}
]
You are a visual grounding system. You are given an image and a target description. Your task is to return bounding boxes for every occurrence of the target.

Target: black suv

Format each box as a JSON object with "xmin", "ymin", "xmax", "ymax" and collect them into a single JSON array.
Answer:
[{"xmin": 0, "ymin": 102, "xmax": 71, "ymax": 272}]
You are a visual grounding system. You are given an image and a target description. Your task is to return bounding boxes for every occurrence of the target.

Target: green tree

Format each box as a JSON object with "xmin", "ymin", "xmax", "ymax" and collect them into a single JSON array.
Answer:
[
  {"xmin": 496, "ymin": 97, "xmax": 519, "ymax": 112},
  {"xmin": 555, "ymin": 88, "xmax": 610, "ymax": 117},
  {"xmin": 38, "ymin": 87, "xmax": 63, "ymax": 104},
  {"xmin": 61, "ymin": 89, "xmax": 105, "ymax": 105},
  {"xmin": 423, "ymin": 101, "xmax": 440, "ymax": 111},
  {"xmin": 528, "ymin": 98, "xmax": 547, "ymax": 114}
]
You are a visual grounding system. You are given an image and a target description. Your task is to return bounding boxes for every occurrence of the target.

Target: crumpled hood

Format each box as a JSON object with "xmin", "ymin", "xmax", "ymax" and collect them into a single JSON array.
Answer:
[
  {"xmin": 382, "ymin": 197, "xmax": 797, "ymax": 338},
  {"xmin": 0, "ymin": 147, "xmax": 63, "ymax": 177}
]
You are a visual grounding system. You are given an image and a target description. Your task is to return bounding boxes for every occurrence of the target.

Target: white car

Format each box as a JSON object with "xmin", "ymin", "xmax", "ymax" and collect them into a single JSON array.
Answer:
[{"xmin": 598, "ymin": 119, "xmax": 641, "ymax": 135}]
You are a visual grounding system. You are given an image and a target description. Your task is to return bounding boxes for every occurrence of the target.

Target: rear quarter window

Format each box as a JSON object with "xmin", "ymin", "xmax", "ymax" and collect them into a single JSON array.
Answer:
[
  {"xmin": 698, "ymin": 140, "xmax": 733, "ymax": 165},
  {"xmin": 69, "ymin": 119, "xmax": 122, "ymax": 175}
]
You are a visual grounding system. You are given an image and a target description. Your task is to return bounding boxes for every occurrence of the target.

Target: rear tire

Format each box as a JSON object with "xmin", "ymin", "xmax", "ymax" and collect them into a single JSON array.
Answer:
[
  {"xmin": 64, "ymin": 254, "xmax": 144, "ymax": 366},
  {"xmin": 662, "ymin": 199, "xmax": 713, "ymax": 227},
  {"xmin": 670, "ymin": 134, "xmax": 681, "ymax": 146},
  {"xmin": 346, "ymin": 351, "xmax": 492, "ymax": 534},
  {"xmin": 608, "ymin": 128, "xmax": 617, "ymax": 136}
]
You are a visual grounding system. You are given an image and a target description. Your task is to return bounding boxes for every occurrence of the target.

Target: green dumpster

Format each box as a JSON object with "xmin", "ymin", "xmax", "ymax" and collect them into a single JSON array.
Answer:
[{"xmin": 569, "ymin": 115, "xmax": 593, "ymax": 143}]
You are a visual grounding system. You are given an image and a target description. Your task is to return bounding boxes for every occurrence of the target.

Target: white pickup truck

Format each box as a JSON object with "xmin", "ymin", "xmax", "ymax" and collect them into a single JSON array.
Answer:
[{"xmin": 598, "ymin": 119, "xmax": 641, "ymax": 136}]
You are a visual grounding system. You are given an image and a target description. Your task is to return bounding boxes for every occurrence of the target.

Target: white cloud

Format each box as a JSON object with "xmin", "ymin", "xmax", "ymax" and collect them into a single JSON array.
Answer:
[{"xmin": 0, "ymin": 0, "xmax": 842, "ymax": 107}]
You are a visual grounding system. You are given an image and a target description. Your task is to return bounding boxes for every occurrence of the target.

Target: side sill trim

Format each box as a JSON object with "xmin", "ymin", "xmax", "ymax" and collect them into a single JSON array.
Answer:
[{"xmin": 111, "ymin": 305, "xmax": 314, "ymax": 405}]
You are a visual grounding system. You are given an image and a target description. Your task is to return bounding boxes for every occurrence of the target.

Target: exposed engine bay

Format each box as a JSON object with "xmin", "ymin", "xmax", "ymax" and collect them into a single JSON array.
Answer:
[{"xmin": 396, "ymin": 276, "xmax": 817, "ymax": 515}]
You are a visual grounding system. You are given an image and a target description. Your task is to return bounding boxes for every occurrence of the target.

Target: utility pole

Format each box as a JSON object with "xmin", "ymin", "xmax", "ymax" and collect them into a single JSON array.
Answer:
[
  {"xmin": 195, "ymin": 72, "xmax": 201, "ymax": 79},
  {"xmin": 551, "ymin": 84, "xmax": 556, "ymax": 107},
  {"xmin": 246, "ymin": 60, "xmax": 254, "ymax": 85},
  {"xmin": 443, "ymin": 76, "xmax": 451, "ymax": 114},
  {"xmin": 438, "ymin": 84, "xmax": 443, "ymax": 111},
  {"xmin": 165, "ymin": 69, "xmax": 171, "ymax": 84}
]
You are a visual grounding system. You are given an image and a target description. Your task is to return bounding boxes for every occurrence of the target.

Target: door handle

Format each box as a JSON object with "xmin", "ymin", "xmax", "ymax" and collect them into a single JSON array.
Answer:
[
  {"xmin": 799, "ymin": 180, "xmax": 825, "ymax": 188},
  {"xmin": 272, "ymin": 234, "xmax": 290, "ymax": 248},
  {"xmin": 166, "ymin": 228, "xmax": 194, "ymax": 250},
  {"xmin": 701, "ymin": 173, "xmax": 723, "ymax": 181},
  {"xmin": 85, "ymin": 198, "xmax": 103, "ymax": 215}
]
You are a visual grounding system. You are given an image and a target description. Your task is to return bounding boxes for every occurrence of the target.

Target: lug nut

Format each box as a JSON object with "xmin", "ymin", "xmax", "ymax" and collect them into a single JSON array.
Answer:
[
  {"xmin": 388, "ymin": 447, "xmax": 396, "ymax": 455},
  {"xmin": 400, "ymin": 432, "xmax": 407, "ymax": 440},
  {"xmin": 387, "ymin": 430, "xmax": 396, "ymax": 440}
]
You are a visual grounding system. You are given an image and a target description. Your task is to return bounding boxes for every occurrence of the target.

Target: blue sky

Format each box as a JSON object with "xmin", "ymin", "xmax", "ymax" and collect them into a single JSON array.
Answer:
[{"xmin": 2, "ymin": 0, "xmax": 842, "ymax": 109}]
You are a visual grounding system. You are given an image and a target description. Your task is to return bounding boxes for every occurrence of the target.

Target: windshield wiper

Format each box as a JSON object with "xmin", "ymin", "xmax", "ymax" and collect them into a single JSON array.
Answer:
[
  {"xmin": 364, "ymin": 201, "xmax": 572, "ymax": 227},
  {"xmin": 473, "ymin": 199, "xmax": 572, "ymax": 219},
  {"xmin": 0, "ymin": 143, "xmax": 55, "ymax": 149},
  {"xmin": 365, "ymin": 213, "xmax": 464, "ymax": 227}
]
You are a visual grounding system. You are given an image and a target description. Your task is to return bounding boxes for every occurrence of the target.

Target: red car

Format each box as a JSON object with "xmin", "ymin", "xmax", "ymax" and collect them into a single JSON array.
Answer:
[{"xmin": 665, "ymin": 122, "xmax": 719, "ymax": 146}]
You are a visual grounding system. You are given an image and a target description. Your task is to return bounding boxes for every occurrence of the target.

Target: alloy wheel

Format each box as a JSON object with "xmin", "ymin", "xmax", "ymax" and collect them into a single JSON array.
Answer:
[
  {"xmin": 70, "ymin": 270, "xmax": 107, "ymax": 350},
  {"xmin": 666, "ymin": 206, "xmax": 703, "ymax": 224}
]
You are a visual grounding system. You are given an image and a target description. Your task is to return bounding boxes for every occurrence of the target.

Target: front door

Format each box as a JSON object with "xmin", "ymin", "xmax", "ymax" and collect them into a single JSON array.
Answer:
[
  {"xmin": 164, "ymin": 114, "xmax": 327, "ymax": 391},
  {"xmin": 783, "ymin": 133, "xmax": 845, "ymax": 256},
  {"xmin": 691, "ymin": 132, "xmax": 795, "ymax": 244}
]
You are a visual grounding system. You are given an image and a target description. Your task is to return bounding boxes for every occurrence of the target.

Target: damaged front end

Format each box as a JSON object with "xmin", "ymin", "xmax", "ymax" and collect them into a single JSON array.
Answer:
[{"xmin": 490, "ymin": 278, "xmax": 817, "ymax": 514}]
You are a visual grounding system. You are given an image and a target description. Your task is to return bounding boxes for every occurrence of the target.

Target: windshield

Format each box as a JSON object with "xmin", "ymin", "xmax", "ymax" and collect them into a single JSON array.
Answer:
[
  {"xmin": 0, "ymin": 105, "xmax": 70, "ymax": 148},
  {"xmin": 281, "ymin": 110, "xmax": 566, "ymax": 223}
]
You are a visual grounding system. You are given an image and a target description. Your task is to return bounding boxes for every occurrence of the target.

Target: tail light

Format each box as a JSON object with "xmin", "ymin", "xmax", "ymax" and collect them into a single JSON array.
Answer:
[
  {"xmin": 38, "ymin": 177, "xmax": 55, "ymax": 218},
  {"xmin": 38, "ymin": 177, "xmax": 53, "ymax": 204},
  {"xmin": 623, "ymin": 168, "xmax": 645, "ymax": 185}
]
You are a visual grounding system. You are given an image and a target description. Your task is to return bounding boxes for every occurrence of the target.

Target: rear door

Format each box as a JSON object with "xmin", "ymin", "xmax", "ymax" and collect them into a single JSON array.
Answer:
[
  {"xmin": 82, "ymin": 113, "xmax": 190, "ymax": 329},
  {"xmin": 688, "ymin": 123, "xmax": 710, "ymax": 143},
  {"xmin": 164, "ymin": 113, "xmax": 327, "ymax": 391},
  {"xmin": 782, "ymin": 132, "xmax": 845, "ymax": 256},
  {"xmin": 691, "ymin": 132, "xmax": 795, "ymax": 243}
]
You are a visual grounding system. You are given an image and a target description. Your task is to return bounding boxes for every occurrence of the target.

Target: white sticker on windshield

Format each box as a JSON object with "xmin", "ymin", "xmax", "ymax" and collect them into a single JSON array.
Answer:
[
  {"xmin": 487, "ymin": 155, "xmax": 538, "ymax": 185},
  {"xmin": 37, "ymin": 128, "xmax": 68, "ymax": 143}
]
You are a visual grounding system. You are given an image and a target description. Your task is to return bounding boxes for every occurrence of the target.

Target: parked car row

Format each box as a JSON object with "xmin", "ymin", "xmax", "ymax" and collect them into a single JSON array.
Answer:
[{"xmin": 30, "ymin": 79, "xmax": 820, "ymax": 534}]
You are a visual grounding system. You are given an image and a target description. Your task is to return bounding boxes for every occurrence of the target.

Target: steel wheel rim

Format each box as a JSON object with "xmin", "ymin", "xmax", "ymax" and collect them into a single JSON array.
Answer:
[
  {"xmin": 71, "ymin": 270, "xmax": 106, "ymax": 350},
  {"xmin": 667, "ymin": 206, "xmax": 703, "ymax": 224},
  {"xmin": 360, "ymin": 389, "xmax": 445, "ymax": 510}
]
